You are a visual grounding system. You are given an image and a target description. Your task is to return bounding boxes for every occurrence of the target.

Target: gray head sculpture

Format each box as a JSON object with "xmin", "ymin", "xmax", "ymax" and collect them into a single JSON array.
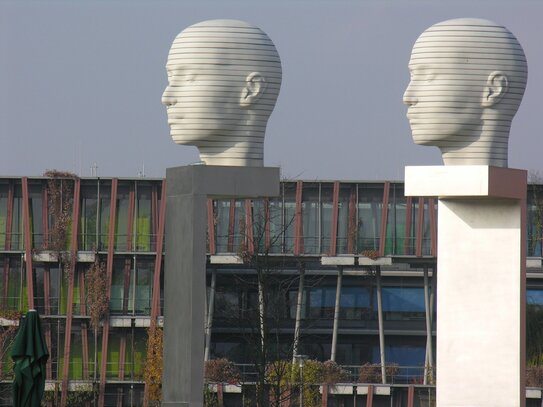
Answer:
[
  {"xmin": 403, "ymin": 18, "xmax": 528, "ymax": 167},
  {"xmin": 162, "ymin": 19, "xmax": 282, "ymax": 167}
]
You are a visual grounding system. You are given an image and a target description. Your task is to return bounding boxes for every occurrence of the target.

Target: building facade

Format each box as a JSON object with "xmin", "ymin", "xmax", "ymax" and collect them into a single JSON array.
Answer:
[{"xmin": 0, "ymin": 176, "xmax": 542, "ymax": 406}]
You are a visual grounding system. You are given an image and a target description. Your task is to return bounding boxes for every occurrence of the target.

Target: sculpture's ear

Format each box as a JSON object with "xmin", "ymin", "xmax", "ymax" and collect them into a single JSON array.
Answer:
[
  {"xmin": 482, "ymin": 71, "xmax": 509, "ymax": 107},
  {"xmin": 240, "ymin": 72, "xmax": 267, "ymax": 107}
]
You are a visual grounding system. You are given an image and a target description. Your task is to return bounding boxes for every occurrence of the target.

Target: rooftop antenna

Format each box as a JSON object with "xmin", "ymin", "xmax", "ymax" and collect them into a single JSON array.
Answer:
[
  {"xmin": 90, "ymin": 163, "xmax": 98, "ymax": 177},
  {"xmin": 138, "ymin": 162, "xmax": 146, "ymax": 178}
]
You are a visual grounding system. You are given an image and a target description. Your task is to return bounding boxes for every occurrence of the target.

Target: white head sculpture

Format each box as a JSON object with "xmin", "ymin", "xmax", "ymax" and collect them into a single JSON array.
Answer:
[
  {"xmin": 403, "ymin": 18, "xmax": 528, "ymax": 167},
  {"xmin": 162, "ymin": 19, "xmax": 282, "ymax": 167}
]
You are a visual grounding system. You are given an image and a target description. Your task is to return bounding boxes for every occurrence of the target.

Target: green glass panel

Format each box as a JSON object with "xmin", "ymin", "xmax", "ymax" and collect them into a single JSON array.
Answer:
[
  {"xmin": 137, "ymin": 217, "xmax": 151, "ymax": 252},
  {"xmin": 70, "ymin": 333, "xmax": 83, "ymax": 379}
]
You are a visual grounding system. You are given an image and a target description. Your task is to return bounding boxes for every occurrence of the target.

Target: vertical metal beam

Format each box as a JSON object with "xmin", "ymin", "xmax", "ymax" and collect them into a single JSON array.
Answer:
[
  {"xmin": 227, "ymin": 199, "xmax": 236, "ymax": 252},
  {"xmin": 99, "ymin": 178, "xmax": 118, "ymax": 407},
  {"xmin": 150, "ymin": 180, "xmax": 167, "ymax": 323},
  {"xmin": 404, "ymin": 196, "xmax": 413, "ymax": 255},
  {"xmin": 423, "ymin": 266, "xmax": 434, "ymax": 385},
  {"xmin": 207, "ymin": 199, "xmax": 216, "ymax": 255},
  {"xmin": 21, "ymin": 177, "xmax": 34, "ymax": 309},
  {"xmin": 416, "ymin": 197, "xmax": 424, "ymax": 257},
  {"xmin": 347, "ymin": 186, "xmax": 357, "ymax": 254},
  {"xmin": 204, "ymin": 269, "xmax": 216, "ymax": 361},
  {"xmin": 264, "ymin": 198, "xmax": 271, "ymax": 251},
  {"xmin": 375, "ymin": 266, "xmax": 386, "ymax": 383},
  {"xmin": 144, "ymin": 179, "xmax": 167, "ymax": 405},
  {"xmin": 292, "ymin": 265, "xmax": 305, "ymax": 362},
  {"xmin": 245, "ymin": 199, "xmax": 254, "ymax": 255},
  {"xmin": 378, "ymin": 182, "xmax": 390, "ymax": 257},
  {"xmin": 321, "ymin": 384, "xmax": 328, "ymax": 407},
  {"xmin": 294, "ymin": 181, "xmax": 303, "ymax": 255},
  {"xmin": 330, "ymin": 181, "xmax": 340, "ymax": 256},
  {"xmin": 428, "ymin": 198, "xmax": 437, "ymax": 257},
  {"xmin": 407, "ymin": 385, "xmax": 415, "ymax": 407},
  {"xmin": 61, "ymin": 178, "xmax": 81, "ymax": 407},
  {"xmin": 365, "ymin": 384, "xmax": 373, "ymax": 407},
  {"xmin": 330, "ymin": 266, "xmax": 343, "ymax": 361}
]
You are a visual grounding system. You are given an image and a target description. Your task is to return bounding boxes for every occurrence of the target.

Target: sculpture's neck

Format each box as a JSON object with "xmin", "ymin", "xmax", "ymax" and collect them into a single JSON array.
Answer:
[
  {"xmin": 440, "ymin": 125, "xmax": 511, "ymax": 167},
  {"xmin": 198, "ymin": 129, "xmax": 265, "ymax": 167}
]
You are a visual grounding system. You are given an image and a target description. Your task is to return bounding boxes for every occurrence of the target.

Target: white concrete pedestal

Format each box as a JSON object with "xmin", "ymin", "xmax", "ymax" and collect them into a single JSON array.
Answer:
[{"xmin": 405, "ymin": 166, "xmax": 527, "ymax": 407}]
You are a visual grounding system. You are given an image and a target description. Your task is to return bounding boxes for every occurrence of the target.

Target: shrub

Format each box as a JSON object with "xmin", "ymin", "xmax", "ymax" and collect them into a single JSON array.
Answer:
[{"xmin": 204, "ymin": 358, "xmax": 241, "ymax": 384}]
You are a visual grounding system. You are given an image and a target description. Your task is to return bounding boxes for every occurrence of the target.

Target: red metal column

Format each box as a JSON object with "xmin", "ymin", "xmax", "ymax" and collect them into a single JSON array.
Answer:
[
  {"xmin": 61, "ymin": 178, "xmax": 81, "ymax": 407},
  {"xmin": 245, "ymin": 199, "xmax": 254, "ymax": 255},
  {"xmin": 144, "ymin": 180, "xmax": 167, "ymax": 405},
  {"xmin": 378, "ymin": 182, "xmax": 390, "ymax": 257},
  {"xmin": 207, "ymin": 199, "xmax": 216, "ymax": 255},
  {"xmin": 416, "ymin": 197, "xmax": 424, "ymax": 257},
  {"xmin": 365, "ymin": 384, "xmax": 374, "ymax": 407},
  {"xmin": 21, "ymin": 177, "xmax": 34, "ymax": 309},
  {"xmin": 294, "ymin": 181, "xmax": 303, "ymax": 255},
  {"xmin": 227, "ymin": 199, "xmax": 236, "ymax": 252},
  {"xmin": 428, "ymin": 198, "xmax": 437, "ymax": 257},
  {"xmin": 2, "ymin": 182, "xmax": 13, "ymax": 309},
  {"xmin": 404, "ymin": 196, "xmax": 413, "ymax": 255},
  {"xmin": 347, "ymin": 186, "xmax": 357, "ymax": 254},
  {"xmin": 151, "ymin": 180, "xmax": 166, "ymax": 322},
  {"xmin": 329, "ymin": 181, "xmax": 340, "ymax": 256},
  {"xmin": 407, "ymin": 385, "xmax": 415, "ymax": 407},
  {"xmin": 321, "ymin": 384, "xmax": 328, "ymax": 407},
  {"xmin": 99, "ymin": 178, "xmax": 118, "ymax": 407}
]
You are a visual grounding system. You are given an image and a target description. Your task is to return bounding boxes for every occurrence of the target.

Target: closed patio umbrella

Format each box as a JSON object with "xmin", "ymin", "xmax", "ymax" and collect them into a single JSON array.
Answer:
[{"xmin": 11, "ymin": 309, "xmax": 49, "ymax": 407}]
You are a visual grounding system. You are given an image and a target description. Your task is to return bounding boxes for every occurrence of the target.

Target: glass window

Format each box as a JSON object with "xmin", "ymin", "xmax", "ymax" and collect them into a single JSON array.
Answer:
[
  {"xmin": 357, "ymin": 185, "xmax": 383, "ymax": 254},
  {"xmin": 377, "ymin": 286, "xmax": 425, "ymax": 321},
  {"xmin": 29, "ymin": 184, "xmax": 44, "ymax": 249},
  {"xmin": 135, "ymin": 184, "xmax": 152, "ymax": 252},
  {"xmin": 110, "ymin": 260, "xmax": 129, "ymax": 314},
  {"xmin": 336, "ymin": 186, "xmax": 352, "ymax": 255},
  {"xmin": 302, "ymin": 185, "xmax": 320, "ymax": 254},
  {"xmin": 268, "ymin": 197, "xmax": 284, "ymax": 253},
  {"xmin": 309, "ymin": 287, "xmax": 336, "ymax": 319},
  {"xmin": 283, "ymin": 185, "xmax": 296, "ymax": 254},
  {"xmin": 340, "ymin": 286, "xmax": 372, "ymax": 320},
  {"xmin": 214, "ymin": 287, "xmax": 240, "ymax": 319},
  {"xmin": 0, "ymin": 183, "xmax": 9, "ymax": 249},
  {"xmin": 115, "ymin": 184, "xmax": 131, "ymax": 251},
  {"xmin": 527, "ymin": 289, "xmax": 543, "ymax": 305},
  {"xmin": 134, "ymin": 259, "xmax": 153, "ymax": 315},
  {"xmin": 320, "ymin": 185, "xmax": 333, "ymax": 254},
  {"xmin": 98, "ymin": 183, "xmax": 111, "ymax": 251},
  {"xmin": 214, "ymin": 200, "xmax": 230, "ymax": 253},
  {"xmin": 80, "ymin": 184, "xmax": 98, "ymax": 251}
]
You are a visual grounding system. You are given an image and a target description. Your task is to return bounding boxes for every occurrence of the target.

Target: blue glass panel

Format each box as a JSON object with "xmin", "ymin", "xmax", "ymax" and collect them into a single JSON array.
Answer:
[
  {"xmin": 527, "ymin": 289, "xmax": 543, "ymax": 305},
  {"xmin": 381, "ymin": 287, "xmax": 425, "ymax": 312}
]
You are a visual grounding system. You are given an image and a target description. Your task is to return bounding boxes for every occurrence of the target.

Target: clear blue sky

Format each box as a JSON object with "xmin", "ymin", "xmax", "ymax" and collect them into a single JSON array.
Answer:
[{"xmin": 1, "ymin": 0, "xmax": 541, "ymax": 180}]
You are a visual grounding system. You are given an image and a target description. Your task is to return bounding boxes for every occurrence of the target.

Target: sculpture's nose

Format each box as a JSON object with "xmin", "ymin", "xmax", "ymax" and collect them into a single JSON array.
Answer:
[
  {"xmin": 162, "ymin": 86, "xmax": 176, "ymax": 107},
  {"xmin": 403, "ymin": 83, "xmax": 417, "ymax": 106}
]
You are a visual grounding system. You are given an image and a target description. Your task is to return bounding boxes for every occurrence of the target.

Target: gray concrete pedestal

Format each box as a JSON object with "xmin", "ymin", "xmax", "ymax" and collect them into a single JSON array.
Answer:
[{"xmin": 162, "ymin": 165, "xmax": 280, "ymax": 407}]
